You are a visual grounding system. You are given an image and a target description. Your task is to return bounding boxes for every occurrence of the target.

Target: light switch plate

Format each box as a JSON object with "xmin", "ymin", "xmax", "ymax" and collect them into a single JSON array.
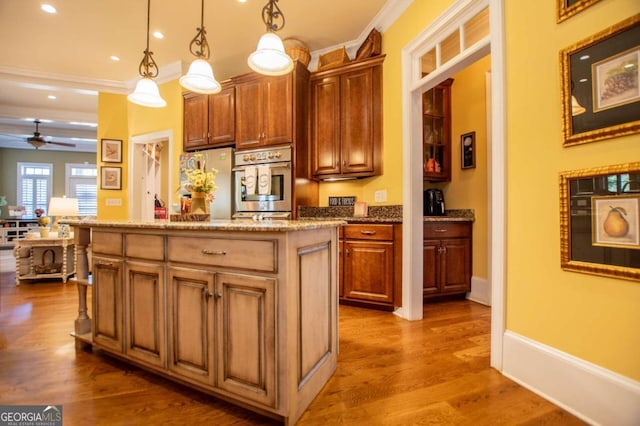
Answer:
[
  {"xmin": 374, "ymin": 190, "xmax": 387, "ymax": 203},
  {"xmin": 106, "ymin": 198, "xmax": 122, "ymax": 206}
]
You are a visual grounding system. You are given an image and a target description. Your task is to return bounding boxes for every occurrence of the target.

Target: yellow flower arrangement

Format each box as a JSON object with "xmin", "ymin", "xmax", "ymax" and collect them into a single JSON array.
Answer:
[{"xmin": 184, "ymin": 153, "xmax": 218, "ymax": 202}]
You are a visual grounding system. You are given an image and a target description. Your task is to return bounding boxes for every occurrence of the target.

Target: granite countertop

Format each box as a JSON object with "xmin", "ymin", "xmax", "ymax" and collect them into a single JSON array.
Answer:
[
  {"xmin": 297, "ymin": 206, "xmax": 474, "ymax": 223},
  {"xmin": 62, "ymin": 219, "xmax": 346, "ymax": 232}
]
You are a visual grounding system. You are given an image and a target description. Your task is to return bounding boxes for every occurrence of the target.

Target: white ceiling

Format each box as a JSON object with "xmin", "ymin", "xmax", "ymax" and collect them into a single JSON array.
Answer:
[{"xmin": 0, "ymin": 0, "xmax": 393, "ymax": 152}]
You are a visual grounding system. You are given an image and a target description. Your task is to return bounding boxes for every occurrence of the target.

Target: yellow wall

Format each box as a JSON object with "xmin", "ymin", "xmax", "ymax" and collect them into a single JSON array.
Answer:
[
  {"xmin": 97, "ymin": 80, "xmax": 183, "ymax": 220},
  {"xmin": 505, "ymin": 0, "xmax": 640, "ymax": 379}
]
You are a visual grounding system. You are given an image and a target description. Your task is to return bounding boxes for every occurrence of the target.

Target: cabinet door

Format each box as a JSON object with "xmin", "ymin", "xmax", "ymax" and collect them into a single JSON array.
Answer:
[
  {"xmin": 343, "ymin": 240, "xmax": 394, "ymax": 304},
  {"xmin": 183, "ymin": 92, "xmax": 208, "ymax": 150},
  {"xmin": 422, "ymin": 239, "xmax": 440, "ymax": 297},
  {"xmin": 167, "ymin": 267, "xmax": 214, "ymax": 386},
  {"xmin": 423, "ymin": 79, "xmax": 453, "ymax": 182},
  {"xmin": 310, "ymin": 76, "xmax": 341, "ymax": 176},
  {"xmin": 235, "ymin": 79, "xmax": 264, "ymax": 149},
  {"xmin": 208, "ymin": 85, "xmax": 235, "ymax": 145},
  {"xmin": 441, "ymin": 238, "xmax": 471, "ymax": 294},
  {"xmin": 338, "ymin": 239, "xmax": 344, "ymax": 298},
  {"xmin": 263, "ymin": 74, "xmax": 292, "ymax": 146},
  {"xmin": 92, "ymin": 256, "xmax": 124, "ymax": 353},
  {"xmin": 340, "ymin": 67, "xmax": 379, "ymax": 175},
  {"xmin": 125, "ymin": 261, "xmax": 165, "ymax": 368},
  {"xmin": 216, "ymin": 272, "xmax": 276, "ymax": 407}
]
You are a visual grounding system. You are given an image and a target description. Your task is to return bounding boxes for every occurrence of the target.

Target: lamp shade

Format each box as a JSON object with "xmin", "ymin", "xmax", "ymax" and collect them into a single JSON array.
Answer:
[
  {"xmin": 48, "ymin": 197, "xmax": 79, "ymax": 217},
  {"xmin": 128, "ymin": 77, "xmax": 167, "ymax": 108},
  {"xmin": 248, "ymin": 32, "xmax": 294, "ymax": 76},
  {"xmin": 180, "ymin": 59, "xmax": 222, "ymax": 94}
]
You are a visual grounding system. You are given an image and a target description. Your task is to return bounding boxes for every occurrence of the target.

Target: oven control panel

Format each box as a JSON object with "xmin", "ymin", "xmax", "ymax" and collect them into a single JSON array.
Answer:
[{"xmin": 235, "ymin": 146, "xmax": 291, "ymax": 165}]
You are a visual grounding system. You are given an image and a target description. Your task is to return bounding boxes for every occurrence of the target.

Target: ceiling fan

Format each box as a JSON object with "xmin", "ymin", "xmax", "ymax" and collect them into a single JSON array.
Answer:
[{"xmin": 25, "ymin": 120, "xmax": 76, "ymax": 149}]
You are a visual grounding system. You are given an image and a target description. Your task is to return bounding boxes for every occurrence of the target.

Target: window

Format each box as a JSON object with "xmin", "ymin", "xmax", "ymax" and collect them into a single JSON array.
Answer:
[
  {"xmin": 17, "ymin": 162, "xmax": 53, "ymax": 218},
  {"xmin": 66, "ymin": 164, "xmax": 97, "ymax": 216}
]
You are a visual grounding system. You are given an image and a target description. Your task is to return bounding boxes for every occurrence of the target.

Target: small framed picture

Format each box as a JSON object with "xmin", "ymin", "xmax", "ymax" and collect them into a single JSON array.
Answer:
[
  {"xmin": 591, "ymin": 195, "xmax": 640, "ymax": 249},
  {"xmin": 556, "ymin": 0, "xmax": 603, "ymax": 24},
  {"xmin": 101, "ymin": 166, "xmax": 122, "ymax": 190},
  {"xmin": 101, "ymin": 138, "xmax": 122, "ymax": 163},
  {"xmin": 461, "ymin": 131, "xmax": 476, "ymax": 169}
]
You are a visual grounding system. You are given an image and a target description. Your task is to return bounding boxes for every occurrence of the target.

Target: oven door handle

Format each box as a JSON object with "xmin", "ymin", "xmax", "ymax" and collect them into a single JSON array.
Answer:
[{"xmin": 232, "ymin": 162, "xmax": 291, "ymax": 172}]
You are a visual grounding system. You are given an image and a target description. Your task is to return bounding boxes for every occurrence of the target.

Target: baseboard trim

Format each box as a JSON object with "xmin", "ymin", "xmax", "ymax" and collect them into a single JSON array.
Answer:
[
  {"xmin": 503, "ymin": 331, "xmax": 640, "ymax": 426},
  {"xmin": 467, "ymin": 276, "xmax": 490, "ymax": 306}
]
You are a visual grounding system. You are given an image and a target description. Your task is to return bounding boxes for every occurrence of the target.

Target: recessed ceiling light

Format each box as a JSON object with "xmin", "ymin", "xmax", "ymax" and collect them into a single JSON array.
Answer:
[
  {"xmin": 48, "ymin": 95, "xmax": 57, "ymax": 100},
  {"xmin": 70, "ymin": 122, "xmax": 98, "ymax": 127},
  {"xmin": 153, "ymin": 31, "xmax": 164, "ymax": 39},
  {"xmin": 237, "ymin": 0, "xmax": 248, "ymax": 3},
  {"xmin": 41, "ymin": 4, "xmax": 57, "ymax": 14},
  {"xmin": 110, "ymin": 55, "xmax": 120, "ymax": 61}
]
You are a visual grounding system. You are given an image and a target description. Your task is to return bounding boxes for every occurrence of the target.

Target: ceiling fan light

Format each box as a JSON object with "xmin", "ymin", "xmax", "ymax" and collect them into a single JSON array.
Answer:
[
  {"xmin": 180, "ymin": 59, "xmax": 222, "ymax": 94},
  {"xmin": 248, "ymin": 33, "xmax": 294, "ymax": 76},
  {"xmin": 128, "ymin": 78, "xmax": 167, "ymax": 108}
]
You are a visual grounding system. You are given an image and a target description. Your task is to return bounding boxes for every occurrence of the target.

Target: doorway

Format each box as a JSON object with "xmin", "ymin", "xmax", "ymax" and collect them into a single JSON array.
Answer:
[{"xmin": 129, "ymin": 130, "xmax": 173, "ymax": 221}]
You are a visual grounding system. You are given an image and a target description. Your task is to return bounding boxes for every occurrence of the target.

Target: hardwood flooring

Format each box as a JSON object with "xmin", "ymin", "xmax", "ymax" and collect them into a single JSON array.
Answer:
[{"xmin": 0, "ymin": 251, "xmax": 585, "ymax": 425}]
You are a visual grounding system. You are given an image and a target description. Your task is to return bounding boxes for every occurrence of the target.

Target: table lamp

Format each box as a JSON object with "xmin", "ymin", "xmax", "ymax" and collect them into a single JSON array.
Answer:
[{"xmin": 48, "ymin": 196, "xmax": 79, "ymax": 237}]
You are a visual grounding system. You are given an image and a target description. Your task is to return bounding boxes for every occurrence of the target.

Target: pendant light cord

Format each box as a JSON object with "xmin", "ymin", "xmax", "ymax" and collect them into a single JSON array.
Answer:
[{"xmin": 138, "ymin": 0, "xmax": 159, "ymax": 78}]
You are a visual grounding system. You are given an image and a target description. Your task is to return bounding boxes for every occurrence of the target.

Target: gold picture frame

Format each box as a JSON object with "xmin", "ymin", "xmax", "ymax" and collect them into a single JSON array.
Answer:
[
  {"xmin": 557, "ymin": 0, "xmax": 603, "ymax": 23},
  {"xmin": 560, "ymin": 15, "xmax": 640, "ymax": 147},
  {"xmin": 560, "ymin": 162, "xmax": 640, "ymax": 282}
]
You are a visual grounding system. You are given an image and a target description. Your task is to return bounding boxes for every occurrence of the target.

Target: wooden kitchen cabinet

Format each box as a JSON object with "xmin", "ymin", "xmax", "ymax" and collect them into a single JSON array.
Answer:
[
  {"xmin": 423, "ymin": 78, "xmax": 453, "ymax": 182},
  {"xmin": 92, "ymin": 255, "xmax": 124, "ymax": 353},
  {"xmin": 183, "ymin": 83, "xmax": 235, "ymax": 151},
  {"xmin": 340, "ymin": 222, "xmax": 401, "ymax": 310},
  {"xmin": 234, "ymin": 62, "xmax": 309, "ymax": 150},
  {"xmin": 167, "ymin": 266, "xmax": 215, "ymax": 386},
  {"xmin": 423, "ymin": 221, "xmax": 472, "ymax": 299},
  {"xmin": 310, "ymin": 55, "xmax": 384, "ymax": 179}
]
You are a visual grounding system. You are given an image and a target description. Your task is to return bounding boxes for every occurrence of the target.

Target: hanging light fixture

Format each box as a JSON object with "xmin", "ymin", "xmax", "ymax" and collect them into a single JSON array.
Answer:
[
  {"xmin": 180, "ymin": 0, "xmax": 221, "ymax": 94},
  {"xmin": 247, "ymin": 0, "xmax": 294, "ymax": 76},
  {"xmin": 128, "ymin": 0, "xmax": 167, "ymax": 108}
]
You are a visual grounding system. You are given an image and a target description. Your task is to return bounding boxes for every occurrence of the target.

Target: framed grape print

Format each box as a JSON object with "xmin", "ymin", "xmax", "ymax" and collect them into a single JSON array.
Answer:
[
  {"xmin": 560, "ymin": 15, "xmax": 640, "ymax": 147},
  {"xmin": 559, "ymin": 162, "xmax": 640, "ymax": 282}
]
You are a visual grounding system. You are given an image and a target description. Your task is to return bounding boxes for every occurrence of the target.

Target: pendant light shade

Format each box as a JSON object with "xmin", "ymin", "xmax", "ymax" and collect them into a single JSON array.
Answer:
[
  {"xmin": 248, "ymin": 0, "xmax": 293, "ymax": 76},
  {"xmin": 248, "ymin": 32, "xmax": 294, "ymax": 76},
  {"xmin": 180, "ymin": 0, "xmax": 221, "ymax": 94},
  {"xmin": 128, "ymin": 77, "xmax": 167, "ymax": 108},
  {"xmin": 129, "ymin": 0, "xmax": 167, "ymax": 108}
]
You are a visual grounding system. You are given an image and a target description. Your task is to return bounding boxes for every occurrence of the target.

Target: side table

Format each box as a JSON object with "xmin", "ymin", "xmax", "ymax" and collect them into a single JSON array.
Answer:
[{"xmin": 13, "ymin": 236, "xmax": 76, "ymax": 285}]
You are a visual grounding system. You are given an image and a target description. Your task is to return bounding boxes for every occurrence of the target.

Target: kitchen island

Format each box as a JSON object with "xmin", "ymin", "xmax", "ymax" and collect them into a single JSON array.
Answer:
[{"xmin": 68, "ymin": 219, "xmax": 343, "ymax": 425}]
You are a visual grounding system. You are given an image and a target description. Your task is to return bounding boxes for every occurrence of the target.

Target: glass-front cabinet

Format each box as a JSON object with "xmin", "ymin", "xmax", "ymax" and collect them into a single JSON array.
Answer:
[{"xmin": 423, "ymin": 78, "xmax": 453, "ymax": 181}]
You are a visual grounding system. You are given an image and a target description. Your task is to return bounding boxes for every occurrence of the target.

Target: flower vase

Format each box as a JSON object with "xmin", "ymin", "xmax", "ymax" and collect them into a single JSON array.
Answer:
[{"xmin": 191, "ymin": 192, "xmax": 209, "ymax": 214}]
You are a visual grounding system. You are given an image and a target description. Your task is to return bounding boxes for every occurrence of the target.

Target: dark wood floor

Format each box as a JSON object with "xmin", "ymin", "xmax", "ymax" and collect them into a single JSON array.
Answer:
[{"xmin": 0, "ymin": 263, "xmax": 585, "ymax": 425}]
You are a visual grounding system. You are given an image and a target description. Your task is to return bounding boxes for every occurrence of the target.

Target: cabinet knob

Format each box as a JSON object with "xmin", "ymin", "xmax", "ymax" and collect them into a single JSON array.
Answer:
[
  {"xmin": 434, "ymin": 229, "xmax": 447, "ymax": 233},
  {"xmin": 203, "ymin": 288, "xmax": 214, "ymax": 299}
]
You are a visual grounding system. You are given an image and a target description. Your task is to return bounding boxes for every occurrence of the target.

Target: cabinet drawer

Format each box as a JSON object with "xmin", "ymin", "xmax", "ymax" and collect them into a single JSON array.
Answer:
[
  {"xmin": 167, "ymin": 236, "xmax": 276, "ymax": 272},
  {"xmin": 92, "ymin": 231, "xmax": 123, "ymax": 256},
  {"xmin": 424, "ymin": 222, "xmax": 471, "ymax": 239},
  {"xmin": 344, "ymin": 224, "xmax": 393, "ymax": 241},
  {"xmin": 125, "ymin": 234, "xmax": 165, "ymax": 261}
]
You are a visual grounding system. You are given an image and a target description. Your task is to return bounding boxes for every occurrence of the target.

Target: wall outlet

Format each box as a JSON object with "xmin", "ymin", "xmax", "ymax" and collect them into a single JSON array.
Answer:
[
  {"xmin": 106, "ymin": 198, "xmax": 122, "ymax": 206},
  {"xmin": 374, "ymin": 189, "xmax": 387, "ymax": 203}
]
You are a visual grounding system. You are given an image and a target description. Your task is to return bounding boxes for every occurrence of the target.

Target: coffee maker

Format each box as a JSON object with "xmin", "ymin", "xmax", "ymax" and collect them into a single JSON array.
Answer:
[{"xmin": 424, "ymin": 189, "xmax": 445, "ymax": 216}]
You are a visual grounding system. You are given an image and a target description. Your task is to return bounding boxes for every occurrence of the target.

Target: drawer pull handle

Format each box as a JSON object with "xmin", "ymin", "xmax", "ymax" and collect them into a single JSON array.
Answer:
[
  {"xmin": 434, "ymin": 229, "xmax": 447, "ymax": 233},
  {"xmin": 360, "ymin": 230, "xmax": 376, "ymax": 235},
  {"xmin": 97, "ymin": 261, "xmax": 114, "ymax": 267},
  {"xmin": 201, "ymin": 249, "xmax": 227, "ymax": 256}
]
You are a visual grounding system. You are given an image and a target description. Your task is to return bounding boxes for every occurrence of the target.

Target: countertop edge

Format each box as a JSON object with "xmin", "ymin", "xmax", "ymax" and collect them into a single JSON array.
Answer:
[{"xmin": 62, "ymin": 219, "xmax": 347, "ymax": 232}]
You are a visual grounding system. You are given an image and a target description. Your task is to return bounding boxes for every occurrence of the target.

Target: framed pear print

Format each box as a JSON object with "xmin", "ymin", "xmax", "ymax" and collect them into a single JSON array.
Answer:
[{"xmin": 560, "ymin": 162, "xmax": 640, "ymax": 282}]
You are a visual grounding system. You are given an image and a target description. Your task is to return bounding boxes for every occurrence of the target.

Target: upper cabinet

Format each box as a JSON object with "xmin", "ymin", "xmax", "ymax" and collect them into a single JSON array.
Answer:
[
  {"xmin": 310, "ymin": 55, "xmax": 384, "ymax": 180},
  {"xmin": 183, "ymin": 82, "xmax": 235, "ymax": 151},
  {"xmin": 422, "ymin": 78, "xmax": 453, "ymax": 182},
  {"xmin": 234, "ymin": 63, "xmax": 309, "ymax": 151}
]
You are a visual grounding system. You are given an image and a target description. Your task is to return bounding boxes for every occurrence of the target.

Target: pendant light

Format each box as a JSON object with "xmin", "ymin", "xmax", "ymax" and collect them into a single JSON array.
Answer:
[
  {"xmin": 248, "ymin": 0, "xmax": 294, "ymax": 76},
  {"xmin": 128, "ymin": 0, "xmax": 167, "ymax": 108},
  {"xmin": 180, "ymin": 0, "xmax": 221, "ymax": 94}
]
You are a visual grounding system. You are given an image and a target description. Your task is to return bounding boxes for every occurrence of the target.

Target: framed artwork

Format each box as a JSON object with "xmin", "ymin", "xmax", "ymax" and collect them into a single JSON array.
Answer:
[
  {"xmin": 559, "ymin": 161, "xmax": 640, "ymax": 282},
  {"xmin": 556, "ymin": 0, "xmax": 603, "ymax": 23},
  {"xmin": 101, "ymin": 167, "xmax": 122, "ymax": 190},
  {"xmin": 101, "ymin": 138, "xmax": 122, "ymax": 163},
  {"xmin": 461, "ymin": 131, "xmax": 476, "ymax": 169},
  {"xmin": 560, "ymin": 15, "xmax": 640, "ymax": 147},
  {"xmin": 591, "ymin": 195, "xmax": 640, "ymax": 249}
]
